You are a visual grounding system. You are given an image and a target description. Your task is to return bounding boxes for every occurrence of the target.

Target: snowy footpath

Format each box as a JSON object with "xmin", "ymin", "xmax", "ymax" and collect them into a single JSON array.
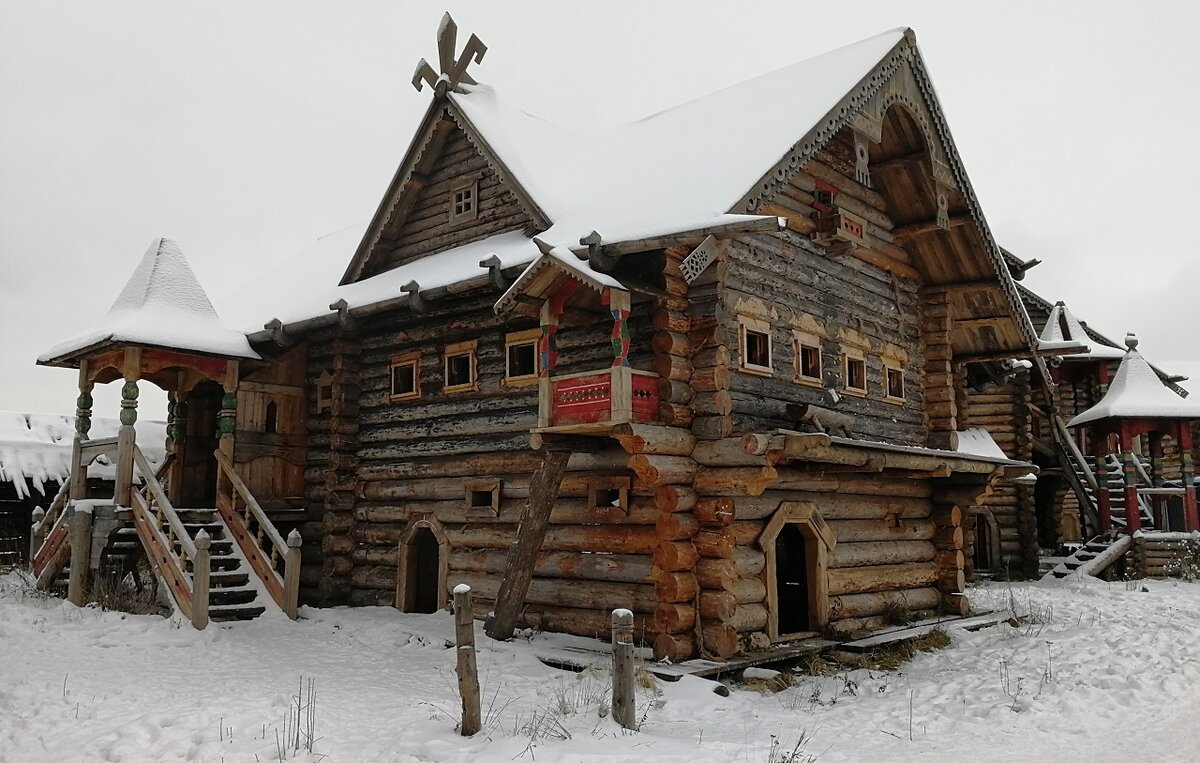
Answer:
[{"xmin": 2, "ymin": 571, "xmax": 1199, "ymax": 762}]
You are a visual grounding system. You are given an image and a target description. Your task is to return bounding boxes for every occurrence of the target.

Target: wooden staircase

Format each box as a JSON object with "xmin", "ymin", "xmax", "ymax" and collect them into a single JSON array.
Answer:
[
  {"xmin": 111, "ymin": 507, "xmax": 266, "ymax": 621},
  {"xmin": 1073, "ymin": 454, "xmax": 1156, "ymax": 532},
  {"xmin": 31, "ymin": 442, "xmax": 300, "ymax": 629},
  {"xmin": 1042, "ymin": 534, "xmax": 1133, "ymax": 580}
]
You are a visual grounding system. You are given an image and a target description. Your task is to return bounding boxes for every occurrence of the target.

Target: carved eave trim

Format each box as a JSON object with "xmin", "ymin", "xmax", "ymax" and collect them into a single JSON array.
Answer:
[
  {"xmin": 729, "ymin": 30, "xmax": 1043, "ymax": 377},
  {"xmin": 339, "ymin": 100, "xmax": 449, "ymax": 285}
]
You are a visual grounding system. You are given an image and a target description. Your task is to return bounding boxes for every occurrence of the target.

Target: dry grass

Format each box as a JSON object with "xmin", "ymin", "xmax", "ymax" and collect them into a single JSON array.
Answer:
[
  {"xmin": 740, "ymin": 672, "xmax": 799, "ymax": 694},
  {"xmin": 856, "ymin": 627, "xmax": 951, "ymax": 671}
]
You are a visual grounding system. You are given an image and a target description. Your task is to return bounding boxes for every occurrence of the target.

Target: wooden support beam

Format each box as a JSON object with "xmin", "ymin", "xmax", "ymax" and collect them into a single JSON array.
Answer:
[
  {"xmin": 581, "ymin": 216, "xmax": 785, "ymax": 263},
  {"xmin": 952, "ymin": 315, "xmax": 1012, "ymax": 330},
  {"xmin": 924, "ymin": 280, "xmax": 1001, "ymax": 295},
  {"xmin": 870, "ymin": 150, "xmax": 928, "ymax": 173},
  {"xmin": 892, "ymin": 215, "xmax": 971, "ymax": 239},
  {"xmin": 485, "ymin": 449, "xmax": 571, "ymax": 641}
]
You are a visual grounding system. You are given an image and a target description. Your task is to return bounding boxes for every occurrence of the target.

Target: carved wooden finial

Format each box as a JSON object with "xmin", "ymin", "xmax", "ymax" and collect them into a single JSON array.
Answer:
[
  {"xmin": 412, "ymin": 13, "xmax": 488, "ymax": 95},
  {"xmin": 1125, "ymin": 332, "xmax": 1139, "ymax": 351}
]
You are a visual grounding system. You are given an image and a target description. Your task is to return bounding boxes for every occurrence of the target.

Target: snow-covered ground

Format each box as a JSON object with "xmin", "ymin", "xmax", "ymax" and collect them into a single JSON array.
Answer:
[{"xmin": 2, "ymin": 572, "xmax": 1199, "ymax": 762}]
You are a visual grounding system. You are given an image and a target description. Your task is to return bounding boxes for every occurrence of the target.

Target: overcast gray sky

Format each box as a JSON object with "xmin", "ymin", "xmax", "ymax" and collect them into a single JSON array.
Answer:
[{"xmin": 3, "ymin": 1, "xmax": 1198, "ymax": 422}]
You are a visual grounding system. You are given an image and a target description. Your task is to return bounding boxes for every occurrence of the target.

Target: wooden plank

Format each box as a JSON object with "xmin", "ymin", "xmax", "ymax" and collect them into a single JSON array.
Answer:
[{"xmin": 485, "ymin": 449, "xmax": 571, "ymax": 640}]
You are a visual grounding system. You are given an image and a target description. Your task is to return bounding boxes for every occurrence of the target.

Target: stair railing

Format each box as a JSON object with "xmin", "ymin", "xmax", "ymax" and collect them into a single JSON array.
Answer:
[
  {"xmin": 30, "ymin": 478, "xmax": 73, "ymax": 588},
  {"xmin": 30, "ymin": 435, "xmax": 123, "ymax": 588},
  {"xmin": 213, "ymin": 449, "xmax": 301, "ymax": 619},
  {"xmin": 130, "ymin": 445, "xmax": 210, "ymax": 629},
  {"xmin": 1052, "ymin": 414, "xmax": 1102, "ymax": 536}
]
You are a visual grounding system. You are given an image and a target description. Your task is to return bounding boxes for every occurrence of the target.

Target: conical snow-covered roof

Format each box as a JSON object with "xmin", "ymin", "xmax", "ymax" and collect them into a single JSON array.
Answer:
[
  {"xmin": 1039, "ymin": 301, "xmax": 1126, "ymax": 360},
  {"xmin": 1068, "ymin": 335, "xmax": 1198, "ymax": 427},
  {"xmin": 39, "ymin": 238, "xmax": 259, "ymax": 364}
]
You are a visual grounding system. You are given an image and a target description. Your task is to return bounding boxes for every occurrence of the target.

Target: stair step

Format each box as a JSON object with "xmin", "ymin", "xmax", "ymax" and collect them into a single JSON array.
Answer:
[
  {"xmin": 210, "ymin": 556, "xmax": 241, "ymax": 571},
  {"xmin": 210, "ymin": 588, "xmax": 258, "ymax": 606},
  {"xmin": 209, "ymin": 571, "xmax": 250, "ymax": 587},
  {"xmin": 209, "ymin": 605, "xmax": 266, "ymax": 622}
]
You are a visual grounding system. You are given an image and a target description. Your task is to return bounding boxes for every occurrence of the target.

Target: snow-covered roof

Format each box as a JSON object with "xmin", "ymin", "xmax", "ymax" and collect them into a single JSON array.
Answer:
[
  {"xmin": 218, "ymin": 227, "xmax": 541, "ymax": 333},
  {"xmin": 1069, "ymin": 336, "xmax": 1200, "ymax": 426},
  {"xmin": 232, "ymin": 30, "xmax": 908, "ymax": 335},
  {"xmin": 495, "ymin": 242, "xmax": 626, "ymax": 316},
  {"xmin": 40, "ymin": 238, "xmax": 259, "ymax": 364},
  {"xmin": 955, "ymin": 427, "xmax": 1009, "ymax": 461},
  {"xmin": 1038, "ymin": 301, "xmax": 1125, "ymax": 361},
  {"xmin": 447, "ymin": 29, "xmax": 905, "ymax": 250},
  {"xmin": 0, "ymin": 411, "xmax": 166, "ymax": 500}
]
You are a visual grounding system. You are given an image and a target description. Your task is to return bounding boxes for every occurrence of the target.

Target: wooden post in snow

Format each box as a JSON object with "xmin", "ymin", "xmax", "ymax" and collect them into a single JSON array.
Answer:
[
  {"xmin": 454, "ymin": 584, "xmax": 481, "ymax": 736},
  {"xmin": 67, "ymin": 505, "xmax": 92, "ymax": 606},
  {"xmin": 191, "ymin": 530, "xmax": 211, "ymax": 631},
  {"xmin": 611, "ymin": 608, "xmax": 636, "ymax": 730},
  {"xmin": 485, "ymin": 448, "xmax": 571, "ymax": 641}
]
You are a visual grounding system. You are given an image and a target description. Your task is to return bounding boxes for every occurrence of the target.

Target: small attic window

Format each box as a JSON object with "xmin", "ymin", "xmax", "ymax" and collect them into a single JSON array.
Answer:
[{"xmin": 450, "ymin": 179, "xmax": 478, "ymax": 224}]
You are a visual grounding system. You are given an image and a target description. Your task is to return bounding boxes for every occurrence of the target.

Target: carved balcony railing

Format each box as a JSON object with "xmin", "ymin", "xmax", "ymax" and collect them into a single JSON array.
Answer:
[{"xmin": 546, "ymin": 368, "xmax": 658, "ymax": 428}]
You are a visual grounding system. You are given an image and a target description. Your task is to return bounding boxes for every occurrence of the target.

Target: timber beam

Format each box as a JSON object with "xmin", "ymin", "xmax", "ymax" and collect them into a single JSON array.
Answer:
[
  {"xmin": 892, "ymin": 215, "xmax": 971, "ymax": 239},
  {"xmin": 577, "ymin": 216, "xmax": 786, "ymax": 268}
]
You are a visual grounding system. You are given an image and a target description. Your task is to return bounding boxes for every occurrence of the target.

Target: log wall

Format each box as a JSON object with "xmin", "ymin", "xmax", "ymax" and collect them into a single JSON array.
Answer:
[
  {"xmin": 964, "ymin": 374, "xmax": 1038, "ymax": 577},
  {"xmin": 718, "ymin": 231, "xmax": 925, "ymax": 445}
]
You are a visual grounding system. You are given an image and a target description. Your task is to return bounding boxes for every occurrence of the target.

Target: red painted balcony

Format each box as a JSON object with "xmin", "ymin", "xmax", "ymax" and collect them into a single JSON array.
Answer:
[{"xmin": 546, "ymin": 368, "xmax": 658, "ymax": 429}]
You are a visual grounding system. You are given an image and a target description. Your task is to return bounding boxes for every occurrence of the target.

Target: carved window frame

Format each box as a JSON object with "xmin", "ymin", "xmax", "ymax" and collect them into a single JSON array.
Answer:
[
  {"xmin": 442, "ymin": 340, "xmax": 478, "ymax": 394},
  {"xmin": 465, "ymin": 479, "xmax": 502, "ymax": 517},
  {"xmin": 760, "ymin": 502, "xmax": 835, "ymax": 641},
  {"xmin": 793, "ymin": 330, "xmax": 823, "ymax": 387},
  {"xmin": 503, "ymin": 328, "xmax": 541, "ymax": 388},
  {"xmin": 449, "ymin": 177, "xmax": 479, "ymax": 225},
  {"xmin": 738, "ymin": 315, "xmax": 773, "ymax": 376},
  {"xmin": 841, "ymin": 345, "xmax": 868, "ymax": 397},
  {"xmin": 389, "ymin": 352, "xmax": 421, "ymax": 402}
]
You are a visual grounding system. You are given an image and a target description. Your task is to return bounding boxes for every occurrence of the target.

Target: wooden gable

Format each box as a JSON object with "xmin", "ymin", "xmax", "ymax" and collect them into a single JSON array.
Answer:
[
  {"xmin": 343, "ymin": 104, "xmax": 545, "ymax": 284},
  {"xmin": 741, "ymin": 32, "xmax": 1038, "ymax": 362}
]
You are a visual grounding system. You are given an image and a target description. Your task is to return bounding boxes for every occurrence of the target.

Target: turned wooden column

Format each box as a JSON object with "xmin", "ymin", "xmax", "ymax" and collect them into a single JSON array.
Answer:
[
  {"xmin": 70, "ymin": 360, "xmax": 93, "ymax": 501},
  {"xmin": 114, "ymin": 348, "xmax": 141, "ymax": 506},
  {"xmin": 166, "ymin": 391, "xmax": 188, "ymax": 505},
  {"xmin": 216, "ymin": 361, "xmax": 239, "ymax": 500},
  {"xmin": 607, "ymin": 288, "xmax": 632, "ymax": 422}
]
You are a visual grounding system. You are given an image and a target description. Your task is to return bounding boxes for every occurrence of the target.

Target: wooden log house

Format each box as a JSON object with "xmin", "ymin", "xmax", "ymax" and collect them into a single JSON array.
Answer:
[
  {"xmin": 41, "ymin": 19, "xmax": 1120, "ymax": 655},
  {"xmin": 239, "ymin": 20, "xmax": 1046, "ymax": 658},
  {"xmin": 958, "ymin": 251, "xmax": 1198, "ymax": 580}
]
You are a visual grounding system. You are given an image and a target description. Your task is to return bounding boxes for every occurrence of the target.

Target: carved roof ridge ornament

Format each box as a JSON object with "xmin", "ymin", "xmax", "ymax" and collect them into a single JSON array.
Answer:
[{"xmin": 412, "ymin": 13, "xmax": 488, "ymax": 96}]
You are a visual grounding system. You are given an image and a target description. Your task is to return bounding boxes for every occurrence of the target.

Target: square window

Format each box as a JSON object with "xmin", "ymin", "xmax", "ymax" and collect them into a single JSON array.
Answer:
[
  {"xmin": 449, "ymin": 179, "xmax": 479, "ymax": 224},
  {"xmin": 389, "ymin": 353, "xmax": 420, "ymax": 401},
  {"xmin": 843, "ymin": 354, "xmax": 867, "ymax": 394},
  {"xmin": 465, "ymin": 480, "xmax": 501, "ymax": 516},
  {"xmin": 504, "ymin": 328, "xmax": 541, "ymax": 386},
  {"xmin": 739, "ymin": 316, "xmax": 772, "ymax": 375},
  {"xmin": 886, "ymin": 366, "xmax": 905, "ymax": 401},
  {"xmin": 443, "ymin": 340, "xmax": 477, "ymax": 393},
  {"xmin": 588, "ymin": 478, "xmax": 630, "ymax": 514}
]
